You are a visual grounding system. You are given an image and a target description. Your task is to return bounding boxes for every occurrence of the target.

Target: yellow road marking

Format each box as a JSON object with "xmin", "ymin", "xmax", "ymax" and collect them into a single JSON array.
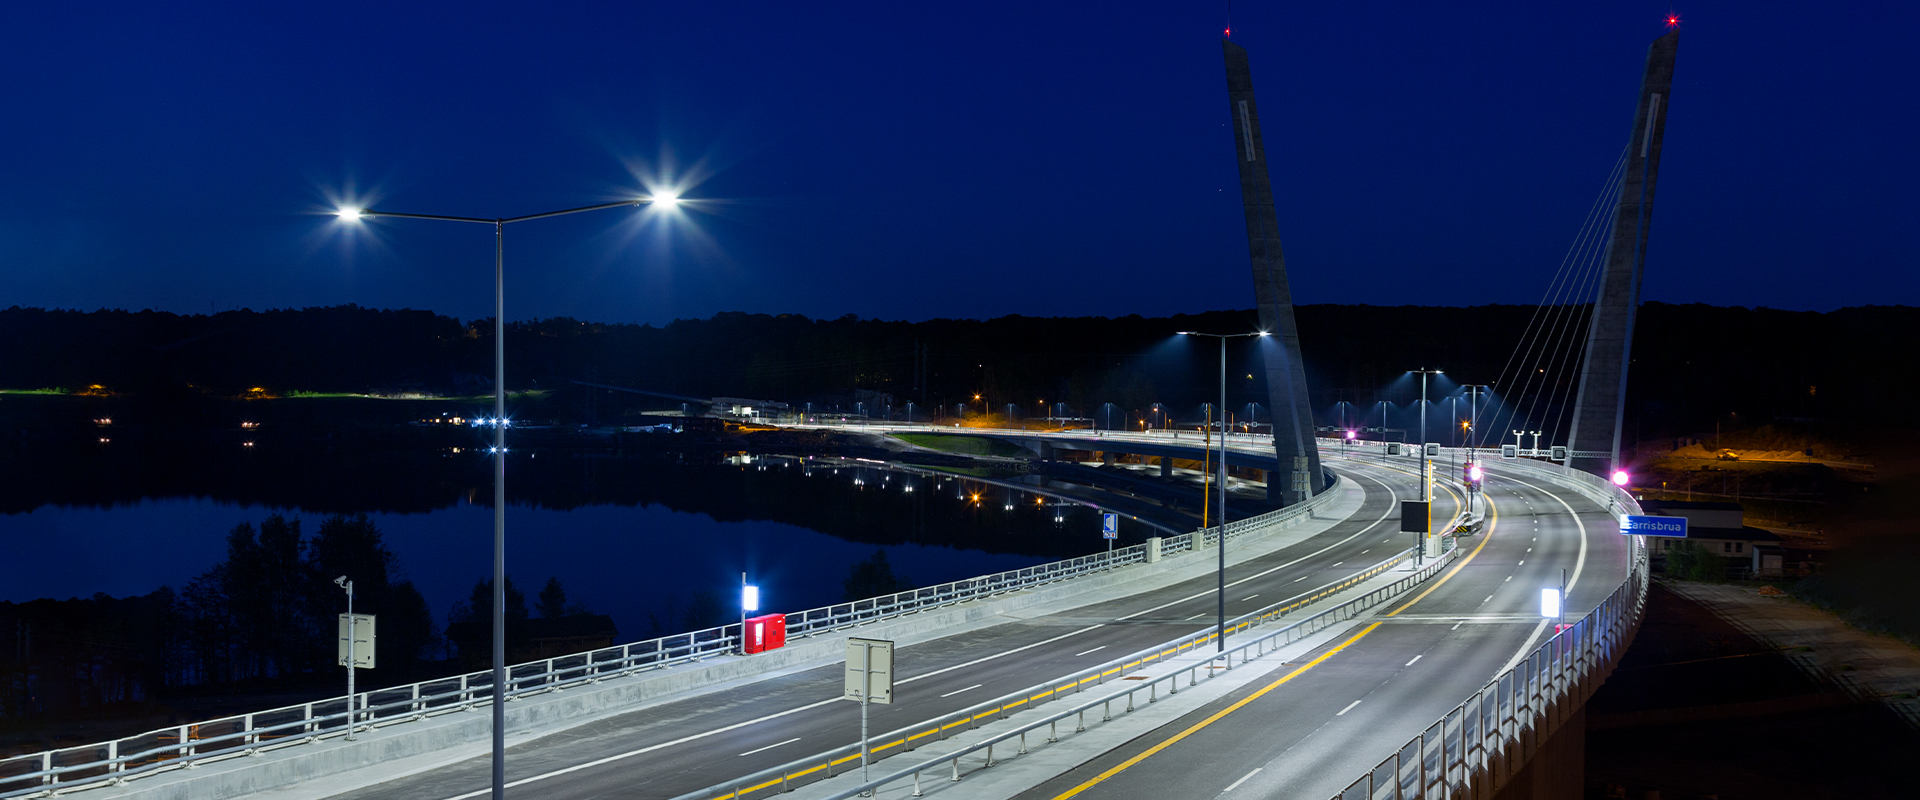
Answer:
[
  {"xmin": 1385, "ymin": 495, "xmax": 1499, "ymax": 617},
  {"xmin": 1041, "ymin": 494, "xmax": 1502, "ymax": 799},
  {"xmin": 717, "ymin": 476, "xmax": 1472, "ymax": 800},
  {"xmin": 1048, "ymin": 623, "xmax": 1384, "ymax": 799}
]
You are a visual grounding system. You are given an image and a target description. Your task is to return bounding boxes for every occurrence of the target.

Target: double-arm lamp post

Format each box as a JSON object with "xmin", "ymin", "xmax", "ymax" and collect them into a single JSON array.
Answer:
[
  {"xmin": 1178, "ymin": 330, "xmax": 1268, "ymax": 653},
  {"xmin": 335, "ymin": 193, "xmax": 674, "ymax": 800}
]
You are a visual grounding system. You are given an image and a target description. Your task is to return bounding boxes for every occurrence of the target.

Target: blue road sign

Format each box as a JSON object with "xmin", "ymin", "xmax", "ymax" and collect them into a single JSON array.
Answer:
[
  {"xmin": 1623, "ymin": 515, "xmax": 1687, "ymax": 538},
  {"xmin": 1101, "ymin": 513, "xmax": 1119, "ymax": 539}
]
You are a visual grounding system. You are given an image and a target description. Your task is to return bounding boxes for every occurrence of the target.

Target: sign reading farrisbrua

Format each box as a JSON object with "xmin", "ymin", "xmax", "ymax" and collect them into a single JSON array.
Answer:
[{"xmin": 1623, "ymin": 515, "xmax": 1687, "ymax": 538}]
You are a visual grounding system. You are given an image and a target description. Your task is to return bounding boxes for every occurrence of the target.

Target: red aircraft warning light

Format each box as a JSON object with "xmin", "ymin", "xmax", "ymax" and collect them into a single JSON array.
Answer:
[{"xmin": 1666, "ymin": 13, "xmax": 1681, "ymax": 29}]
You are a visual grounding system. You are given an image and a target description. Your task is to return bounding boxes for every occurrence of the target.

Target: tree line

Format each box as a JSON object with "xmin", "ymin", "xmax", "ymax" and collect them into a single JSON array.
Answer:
[{"xmin": 2, "ymin": 301, "xmax": 1913, "ymax": 442}]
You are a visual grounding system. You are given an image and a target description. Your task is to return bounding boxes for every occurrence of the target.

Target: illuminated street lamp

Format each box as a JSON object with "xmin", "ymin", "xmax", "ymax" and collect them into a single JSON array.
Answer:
[
  {"xmin": 1178, "ymin": 330, "xmax": 1269, "ymax": 653},
  {"xmin": 335, "ymin": 192, "xmax": 670, "ymax": 800}
]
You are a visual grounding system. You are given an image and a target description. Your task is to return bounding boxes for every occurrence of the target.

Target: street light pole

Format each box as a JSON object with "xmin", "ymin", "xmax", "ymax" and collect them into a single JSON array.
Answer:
[
  {"xmin": 1179, "ymin": 330, "xmax": 1267, "ymax": 653},
  {"xmin": 335, "ymin": 193, "xmax": 669, "ymax": 800}
]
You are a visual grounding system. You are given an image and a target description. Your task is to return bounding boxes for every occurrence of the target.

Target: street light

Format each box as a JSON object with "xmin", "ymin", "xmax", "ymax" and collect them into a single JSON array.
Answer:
[
  {"xmin": 1411, "ymin": 368, "xmax": 1443, "ymax": 503},
  {"xmin": 1178, "ymin": 330, "xmax": 1269, "ymax": 653},
  {"xmin": 335, "ymin": 193, "xmax": 667, "ymax": 800}
]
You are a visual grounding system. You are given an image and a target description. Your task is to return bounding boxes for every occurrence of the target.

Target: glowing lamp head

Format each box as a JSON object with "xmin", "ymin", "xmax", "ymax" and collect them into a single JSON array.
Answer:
[
  {"xmin": 1468, "ymin": 463, "xmax": 1484, "ymax": 482},
  {"xmin": 741, "ymin": 584, "xmax": 759, "ymax": 612},
  {"xmin": 1258, "ymin": 331, "xmax": 1270, "ymax": 337},
  {"xmin": 1611, "ymin": 470, "xmax": 1630, "ymax": 486},
  {"xmin": 335, "ymin": 207, "xmax": 364, "ymax": 221},
  {"xmin": 1345, "ymin": 430, "xmax": 1356, "ymax": 440},
  {"xmin": 650, "ymin": 191, "xmax": 679, "ymax": 208}
]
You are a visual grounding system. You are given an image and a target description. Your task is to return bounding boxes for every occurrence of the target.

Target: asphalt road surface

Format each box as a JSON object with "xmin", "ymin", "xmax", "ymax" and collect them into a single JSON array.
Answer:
[
  {"xmin": 1007, "ymin": 458, "xmax": 1629, "ymax": 800},
  {"xmin": 328, "ymin": 457, "xmax": 1450, "ymax": 800}
]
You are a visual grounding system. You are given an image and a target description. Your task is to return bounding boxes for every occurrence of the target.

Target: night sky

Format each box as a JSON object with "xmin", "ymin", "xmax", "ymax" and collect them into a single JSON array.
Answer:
[{"xmin": 2, "ymin": 2, "xmax": 1912, "ymax": 326}]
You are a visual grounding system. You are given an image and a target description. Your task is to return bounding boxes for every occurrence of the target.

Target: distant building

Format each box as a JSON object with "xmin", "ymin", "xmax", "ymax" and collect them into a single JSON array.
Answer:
[{"xmin": 1639, "ymin": 500, "xmax": 1787, "ymax": 578}]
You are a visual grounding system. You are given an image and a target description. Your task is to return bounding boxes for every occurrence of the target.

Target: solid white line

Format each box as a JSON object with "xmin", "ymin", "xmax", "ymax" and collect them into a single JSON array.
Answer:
[
  {"xmin": 738, "ymin": 737, "xmax": 801, "ymax": 757},
  {"xmin": 1225, "ymin": 768, "xmax": 1263, "ymax": 791},
  {"xmin": 1074, "ymin": 645, "xmax": 1107, "ymax": 657},
  {"xmin": 436, "ymin": 696, "xmax": 844, "ymax": 800},
  {"xmin": 939, "ymin": 684, "xmax": 983, "ymax": 698},
  {"xmin": 1405, "ymin": 655, "xmax": 1423, "ymax": 667},
  {"xmin": 428, "ymin": 459, "xmax": 1399, "ymax": 800},
  {"xmin": 1493, "ymin": 473, "xmax": 1594, "ymax": 677},
  {"xmin": 1336, "ymin": 700, "xmax": 1362, "ymax": 716},
  {"xmin": 1242, "ymin": 594, "xmax": 1259, "ymax": 602},
  {"xmin": 1112, "ymin": 467, "xmax": 1404, "ymax": 622}
]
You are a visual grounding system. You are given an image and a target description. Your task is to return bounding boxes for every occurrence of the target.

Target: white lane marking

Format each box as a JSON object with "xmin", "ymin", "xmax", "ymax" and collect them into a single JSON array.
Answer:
[
  {"xmin": 1451, "ymin": 622, "xmax": 1464, "ymax": 631},
  {"xmin": 1484, "ymin": 595, "xmax": 1494, "ymax": 603},
  {"xmin": 1294, "ymin": 576, "xmax": 1308, "ymax": 582},
  {"xmin": 433, "ymin": 460, "xmax": 1403, "ymax": 800},
  {"xmin": 1405, "ymin": 655, "xmax": 1423, "ymax": 667},
  {"xmin": 436, "ymin": 695, "xmax": 844, "ymax": 799},
  {"xmin": 1074, "ymin": 646, "xmax": 1107, "ymax": 657},
  {"xmin": 1361, "ymin": 549, "xmax": 1370, "ymax": 554},
  {"xmin": 1242, "ymin": 594, "xmax": 1260, "ymax": 601},
  {"xmin": 1186, "ymin": 613, "xmax": 1207, "ymax": 620},
  {"xmin": 1494, "ymin": 474, "xmax": 1595, "ymax": 678},
  {"xmin": 1518, "ymin": 560, "xmax": 1525, "ymax": 565},
  {"xmin": 738, "ymin": 737, "xmax": 801, "ymax": 757},
  {"xmin": 1331, "ymin": 561, "xmax": 1344, "ymax": 567},
  {"xmin": 1505, "ymin": 576, "xmax": 1512, "ymax": 582},
  {"xmin": 1527, "ymin": 547, "xmax": 1532, "ymax": 552},
  {"xmin": 939, "ymin": 684, "xmax": 983, "ymax": 698},
  {"xmin": 1111, "ymin": 468, "xmax": 1405, "ymax": 622},
  {"xmin": 1225, "ymin": 768, "xmax": 1263, "ymax": 792},
  {"xmin": 1336, "ymin": 700, "xmax": 1362, "ymax": 716}
]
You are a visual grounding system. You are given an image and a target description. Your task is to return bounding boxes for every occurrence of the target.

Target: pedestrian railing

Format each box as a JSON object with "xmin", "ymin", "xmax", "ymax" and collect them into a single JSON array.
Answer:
[
  {"xmin": 678, "ymin": 538, "xmax": 1460, "ymax": 800},
  {"xmin": 0, "ymin": 461, "xmax": 1344, "ymax": 798},
  {"xmin": 1323, "ymin": 449, "xmax": 1649, "ymax": 800},
  {"xmin": 1328, "ymin": 541, "xmax": 1648, "ymax": 800}
]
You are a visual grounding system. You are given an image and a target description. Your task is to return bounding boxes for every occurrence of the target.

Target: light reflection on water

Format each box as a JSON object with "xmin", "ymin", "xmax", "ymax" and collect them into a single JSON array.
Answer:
[{"xmin": 1, "ymin": 462, "xmax": 1122, "ymax": 639}]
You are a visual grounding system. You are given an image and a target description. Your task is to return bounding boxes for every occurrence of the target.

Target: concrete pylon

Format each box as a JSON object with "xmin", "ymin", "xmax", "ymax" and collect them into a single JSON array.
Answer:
[
  {"xmin": 1568, "ymin": 30, "xmax": 1679, "ymax": 477},
  {"xmin": 1223, "ymin": 39, "xmax": 1324, "ymax": 505}
]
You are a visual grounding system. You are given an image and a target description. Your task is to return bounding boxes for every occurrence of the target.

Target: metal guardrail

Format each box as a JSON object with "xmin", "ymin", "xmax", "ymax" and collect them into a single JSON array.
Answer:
[
  {"xmin": 1330, "ymin": 541, "xmax": 1649, "ymax": 800},
  {"xmin": 682, "ymin": 538, "xmax": 1460, "ymax": 800},
  {"xmin": 0, "ymin": 457, "xmax": 1344, "ymax": 798},
  {"xmin": 1321, "ymin": 443, "xmax": 1650, "ymax": 800},
  {"xmin": 788, "ymin": 537, "xmax": 1468, "ymax": 800}
]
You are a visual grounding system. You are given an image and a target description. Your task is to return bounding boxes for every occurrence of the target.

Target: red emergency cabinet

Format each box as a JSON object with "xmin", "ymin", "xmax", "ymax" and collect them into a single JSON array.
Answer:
[{"xmin": 743, "ymin": 614, "xmax": 787, "ymax": 654}]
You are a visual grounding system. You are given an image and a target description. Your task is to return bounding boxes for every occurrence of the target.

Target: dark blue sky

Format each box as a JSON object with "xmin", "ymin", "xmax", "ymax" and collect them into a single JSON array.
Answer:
[{"xmin": 3, "ymin": 2, "xmax": 1911, "ymax": 325}]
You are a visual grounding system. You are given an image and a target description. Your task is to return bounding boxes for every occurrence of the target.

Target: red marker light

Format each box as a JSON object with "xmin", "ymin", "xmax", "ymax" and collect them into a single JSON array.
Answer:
[
  {"xmin": 1665, "ymin": 14, "xmax": 1680, "ymax": 28},
  {"xmin": 1224, "ymin": 27, "xmax": 1231, "ymax": 36}
]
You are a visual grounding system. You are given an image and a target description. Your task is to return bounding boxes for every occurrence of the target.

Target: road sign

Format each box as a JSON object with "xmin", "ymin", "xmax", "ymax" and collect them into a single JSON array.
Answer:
[
  {"xmin": 1500, "ymin": 444, "xmax": 1518, "ymax": 459},
  {"xmin": 1623, "ymin": 515, "xmax": 1688, "ymax": 538},
  {"xmin": 337, "ymin": 614, "xmax": 375, "ymax": 669},
  {"xmin": 1400, "ymin": 500, "xmax": 1430, "ymax": 533},
  {"xmin": 845, "ymin": 638, "xmax": 893, "ymax": 704},
  {"xmin": 1424, "ymin": 443, "xmax": 1440, "ymax": 458},
  {"xmin": 1387, "ymin": 442, "xmax": 1402, "ymax": 456},
  {"xmin": 1101, "ymin": 513, "xmax": 1118, "ymax": 539}
]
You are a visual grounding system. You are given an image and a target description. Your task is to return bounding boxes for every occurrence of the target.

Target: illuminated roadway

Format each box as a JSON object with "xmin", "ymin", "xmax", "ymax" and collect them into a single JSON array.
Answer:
[
  {"xmin": 325, "ymin": 452, "xmax": 1448, "ymax": 800},
  {"xmin": 1005, "ymin": 453, "xmax": 1626, "ymax": 800}
]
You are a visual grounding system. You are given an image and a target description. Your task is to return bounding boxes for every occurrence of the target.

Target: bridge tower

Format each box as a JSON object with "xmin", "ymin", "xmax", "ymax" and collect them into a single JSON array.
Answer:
[
  {"xmin": 1222, "ymin": 39, "xmax": 1324, "ymax": 505},
  {"xmin": 1568, "ymin": 30, "xmax": 1680, "ymax": 477}
]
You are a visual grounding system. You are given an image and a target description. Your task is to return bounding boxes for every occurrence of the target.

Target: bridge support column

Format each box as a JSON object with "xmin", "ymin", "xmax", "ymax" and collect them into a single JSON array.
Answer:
[
  {"xmin": 1568, "ymin": 30, "xmax": 1678, "ymax": 478},
  {"xmin": 1224, "ymin": 39, "xmax": 1325, "ymax": 505},
  {"xmin": 1160, "ymin": 457, "xmax": 1173, "ymax": 478}
]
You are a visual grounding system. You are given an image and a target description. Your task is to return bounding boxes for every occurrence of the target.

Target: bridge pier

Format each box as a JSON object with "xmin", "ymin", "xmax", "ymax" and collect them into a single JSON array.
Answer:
[{"xmin": 1159, "ymin": 457, "xmax": 1173, "ymax": 478}]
